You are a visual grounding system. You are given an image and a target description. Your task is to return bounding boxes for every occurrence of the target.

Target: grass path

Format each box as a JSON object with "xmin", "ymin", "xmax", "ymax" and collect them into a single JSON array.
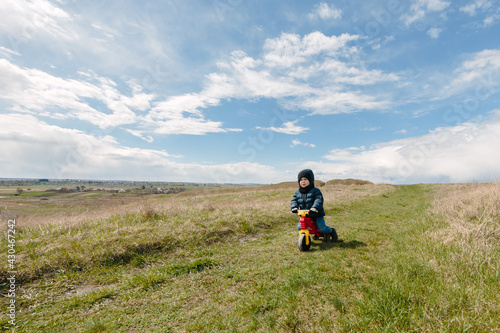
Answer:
[{"xmin": 5, "ymin": 184, "xmax": 499, "ymax": 332}]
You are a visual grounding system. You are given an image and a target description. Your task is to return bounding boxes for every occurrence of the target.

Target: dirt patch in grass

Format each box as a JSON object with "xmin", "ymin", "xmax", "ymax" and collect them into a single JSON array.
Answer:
[{"xmin": 61, "ymin": 284, "xmax": 111, "ymax": 299}]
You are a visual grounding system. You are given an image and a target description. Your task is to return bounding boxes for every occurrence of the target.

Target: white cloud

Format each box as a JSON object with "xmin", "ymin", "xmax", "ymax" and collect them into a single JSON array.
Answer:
[
  {"xmin": 427, "ymin": 27, "xmax": 443, "ymax": 38},
  {"xmin": 123, "ymin": 128, "xmax": 155, "ymax": 143},
  {"xmin": 460, "ymin": 4, "xmax": 477, "ymax": 15},
  {"xmin": 0, "ymin": 59, "xmax": 240, "ymax": 135},
  {"xmin": 151, "ymin": 118, "xmax": 242, "ymax": 135},
  {"xmin": 297, "ymin": 90, "xmax": 390, "ymax": 115},
  {"xmin": 147, "ymin": 92, "xmax": 242, "ymax": 135},
  {"xmin": 0, "ymin": 47, "xmax": 20, "ymax": 58},
  {"xmin": 395, "ymin": 129, "xmax": 408, "ymax": 134},
  {"xmin": 263, "ymin": 32, "xmax": 359, "ymax": 68},
  {"xmin": 308, "ymin": 3, "xmax": 342, "ymax": 21},
  {"xmin": 291, "ymin": 58, "xmax": 399, "ymax": 85},
  {"xmin": 256, "ymin": 120, "xmax": 308, "ymax": 135},
  {"xmin": 442, "ymin": 49, "xmax": 500, "ymax": 98},
  {"xmin": 150, "ymin": 93, "xmax": 219, "ymax": 117},
  {"xmin": 212, "ymin": 50, "xmax": 312, "ymax": 100},
  {"xmin": 425, "ymin": 0, "xmax": 451, "ymax": 11},
  {"xmin": 459, "ymin": 1, "xmax": 499, "ymax": 28},
  {"xmin": 0, "ymin": 0, "xmax": 76, "ymax": 42},
  {"xmin": 290, "ymin": 139, "xmax": 316, "ymax": 148},
  {"xmin": 402, "ymin": 0, "xmax": 451, "ymax": 27},
  {"xmin": 148, "ymin": 31, "xmax": 396, "ymax": 117},
  {"xmin": 482, "ymin": 14, "xmax": 500, "ymax": 26},
  {"xmin": 177, "ymin": 32, "xmax": 396, "ymax": 116},
  {"xmin": 0, "ymin": 59, "xmax": 150, "ymax": 128},
  {"xmin": 0, "ymin": 113, "xmax": 282, "ymax": 183},
  {"xmin": 308, "ymin": 110, "xmax": 500, "ymax": 183},
  {"xmin": 460, "ymin": 0, "xmax": 493, "ymax": 16}
]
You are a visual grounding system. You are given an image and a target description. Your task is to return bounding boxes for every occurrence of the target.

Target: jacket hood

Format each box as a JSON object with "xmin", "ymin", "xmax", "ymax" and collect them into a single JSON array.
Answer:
[{"xmin": 297, "ymin": 169, "xmax": 315, "ymax": 186}]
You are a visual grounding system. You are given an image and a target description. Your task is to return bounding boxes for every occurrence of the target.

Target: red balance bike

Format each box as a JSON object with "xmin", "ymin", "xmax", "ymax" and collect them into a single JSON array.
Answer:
[{"xmin": 297, "ymin": 209, "xmax": 333, "ymax": 251}]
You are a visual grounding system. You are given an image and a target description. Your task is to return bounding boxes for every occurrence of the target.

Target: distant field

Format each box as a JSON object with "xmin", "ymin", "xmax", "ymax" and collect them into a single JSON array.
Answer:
[
  {"xmin": 0, "ymin": 182, "xmax": 236, "ymax": 227},
  {"xmin": 0, "ymin": 182, "xmax": 498, "ymax": 332}
]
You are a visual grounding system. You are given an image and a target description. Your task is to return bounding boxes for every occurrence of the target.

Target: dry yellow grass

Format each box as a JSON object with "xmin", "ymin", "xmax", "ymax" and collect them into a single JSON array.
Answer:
[
  {"xmin": 11, "ymin": 183, "xmax": 396, "ymax": 232},
  {"xmin": 321, "ymin": 184, "xmax": 394, "ymax": 203},
  {"xmin": 428, "ymin": 182, "xmax": 500, "ymax": 247},
  {"xmin": 425, "ymin": 183, "xmax": 500, "ymax": 289}
]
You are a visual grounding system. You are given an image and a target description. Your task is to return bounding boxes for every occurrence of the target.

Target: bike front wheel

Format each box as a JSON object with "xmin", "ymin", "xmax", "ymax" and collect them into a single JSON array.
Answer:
[{"xmin": 298, "ymin": 233, "xmax": 311, "ymax": 251}]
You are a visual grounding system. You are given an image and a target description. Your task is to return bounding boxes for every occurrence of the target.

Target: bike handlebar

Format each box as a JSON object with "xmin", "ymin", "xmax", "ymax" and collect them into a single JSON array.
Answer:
[{"xmin": 298, "ymin": 209, "xmax": 309, "ymax": 217}]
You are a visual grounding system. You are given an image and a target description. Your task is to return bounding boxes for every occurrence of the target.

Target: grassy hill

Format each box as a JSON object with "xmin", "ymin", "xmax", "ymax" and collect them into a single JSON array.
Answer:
[
  {"xmin": 325, "ymin": 178, "xmax": 373, "ymax": 186},
  {"xmin": 1, "ymin": 182, "xmax": 499, "ymax": 332}
]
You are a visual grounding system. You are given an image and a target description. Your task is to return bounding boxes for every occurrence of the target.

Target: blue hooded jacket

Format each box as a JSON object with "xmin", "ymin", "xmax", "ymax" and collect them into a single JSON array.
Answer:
[{"xmin": 290, "ymin": 169, "xmax": 325, "ymax": 217}]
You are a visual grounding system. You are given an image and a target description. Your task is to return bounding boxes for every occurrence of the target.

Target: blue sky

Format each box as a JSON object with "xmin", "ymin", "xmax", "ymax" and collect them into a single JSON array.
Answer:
[{"xmin": 1, "ymin": 0, "xmax": 500, "ymax": 184}]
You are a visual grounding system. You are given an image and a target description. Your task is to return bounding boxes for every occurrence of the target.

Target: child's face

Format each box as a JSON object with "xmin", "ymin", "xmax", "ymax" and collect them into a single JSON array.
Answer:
[{"xmin": 299, "ymin": 177, "xmax": 310, "ymax": 188}]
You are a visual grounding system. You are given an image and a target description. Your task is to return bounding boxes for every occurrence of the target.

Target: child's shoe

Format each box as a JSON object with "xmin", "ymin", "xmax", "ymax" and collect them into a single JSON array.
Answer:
[{"xmin": 330, "ymin": 229, "xmax": 338, "ymax": 242}]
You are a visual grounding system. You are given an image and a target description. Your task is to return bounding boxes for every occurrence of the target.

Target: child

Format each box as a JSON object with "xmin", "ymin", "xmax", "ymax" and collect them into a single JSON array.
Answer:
[{"xmin": 290, "ymin": 169, "xmax": 337, "ymax": 241}]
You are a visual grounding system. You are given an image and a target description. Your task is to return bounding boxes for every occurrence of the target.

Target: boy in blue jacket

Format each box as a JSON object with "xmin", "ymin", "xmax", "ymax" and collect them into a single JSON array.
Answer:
[{"xmin": 291, "ymin": 169, "xmax": 337, "ymax": 241}]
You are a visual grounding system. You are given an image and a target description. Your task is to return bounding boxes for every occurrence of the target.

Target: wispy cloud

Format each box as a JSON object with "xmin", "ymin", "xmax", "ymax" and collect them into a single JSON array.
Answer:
[
  {"xmin": 0, "ymin": 47, "xmax": 20, "ymax": 58},
  {"xmin": 427, "ymin": 27, "xmax": 443, "ymax": 38},
  {"xmin": 123, "ymin": 128, "xmax": 155, "ymax": 143},
  {"xmin": 0, "ymin": 0, "xmax": 76, "ymax": 41},
  {"xmin": 263, "ymin": 32, "xmax": 358, "ymax": 68},
  {"xmin": 256, "ymin": 120, "xmax": 308, "ymax": 135},
  {"xmin": 482, "ymin": 14, "xmax": 498, "ymax": 26},
  {"xmin": 362, "ymin": 127, "xmax": 381, "ymax": 131},
  {"xmin": 401, "ymin": 0, "xmax": 451, "ymax": 27},
  {"xmin": 308, "ymin": 2, "xmax": 342, "ymax": 21},
  {"xmin": 297, "ymin": 90, "xmax": 391, "ymax": 115},
  {"xmin": 0, "ymin": 59, "xmax": 148, "ymax": 128},
  {"xmin": 150, "ymin": 117, "xmax": 242, "ymax": 135},
  {"xmin": 459, "ymin": 1, "xmax": 499, "ymax": 28},
  {"xmin": 290, "ymin": 139, "xmax": 315, "ymax": 148},
  {"xmin": 441, "ymin": 49, "xmax": 500, "ymax": 98},
  {"xmin": 460, "ymin": 0, "xmax": 493, "ymax": 16}
]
